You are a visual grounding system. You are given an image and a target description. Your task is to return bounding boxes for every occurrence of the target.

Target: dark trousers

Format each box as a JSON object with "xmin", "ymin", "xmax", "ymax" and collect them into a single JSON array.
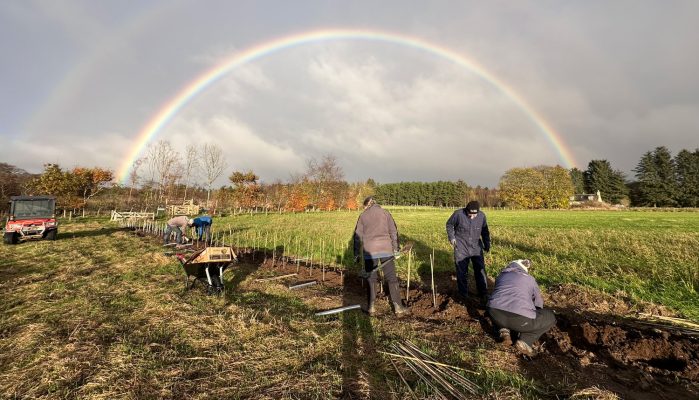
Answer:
[
  {"xmin": 488, "ymin": 307, "xmax": 556, "ymax": 346},
  {"xmin": 163, "ymin": 225, "xmax": 182, "ymax": 244},
  {"xmin": 455, "ymin": 255, "xmax": 487, "ymax": 297},
  {"xmin": 365, "ymin": 257, "xmax": 402, "ymax": 306},
  {"xmin": 198, "ymin": 224, "xmax": 211, "ymax": 242}
]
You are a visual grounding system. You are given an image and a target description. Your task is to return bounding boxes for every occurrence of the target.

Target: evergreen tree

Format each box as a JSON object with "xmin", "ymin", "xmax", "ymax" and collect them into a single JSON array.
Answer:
[
  {"xmin": 634, "ymin": 146, "xmax": 677, "ymax": 207},
  {"xmin": 584, "ymin": 160, "xmax": 627, "ymax": 204},
  {"xmin": 569, "ymin": 167, "xmax": 585, "ymax": 193},
  {"xmin": 674, "ymin": 149, "xmax": 699, "ymax": 207}
]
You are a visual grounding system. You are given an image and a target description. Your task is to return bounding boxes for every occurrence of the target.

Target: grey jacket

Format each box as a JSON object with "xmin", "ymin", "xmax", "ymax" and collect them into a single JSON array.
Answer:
[
  {"xmin": 167, "ymin": 216, "xmax": 189, "ymax": 229},
  {"xmin": 446, "ymin": 209, "xmax": 490, "ymax": 258},
  {"xmin": 487, "ymin": 261, "xmax": 543, "ymax": 319},
  {"xmin": 353, "ymin": 204, "xmax": 399, "ymax": 259}
]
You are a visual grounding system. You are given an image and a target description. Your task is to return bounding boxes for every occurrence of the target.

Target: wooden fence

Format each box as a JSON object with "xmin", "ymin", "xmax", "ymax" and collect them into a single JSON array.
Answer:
[{"xmin": 110, "ymin": 210, "xmax": 155, "ymax": 221}]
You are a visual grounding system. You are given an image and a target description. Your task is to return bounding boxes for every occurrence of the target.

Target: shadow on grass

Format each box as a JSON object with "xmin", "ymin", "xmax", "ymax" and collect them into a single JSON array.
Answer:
[
  {"xmin": 342, "ymin": 263, "xmax": 383, "ymax": 398},
  {"xmin": 58, "ymin": 226, "xmax": 128, "ymax": 240}
]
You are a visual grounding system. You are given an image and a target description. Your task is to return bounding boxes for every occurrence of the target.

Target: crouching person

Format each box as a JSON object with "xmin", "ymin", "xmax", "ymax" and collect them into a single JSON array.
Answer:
[{"xmin": 487, "ymin": 259, "xmax": 556, "ymax": 357}]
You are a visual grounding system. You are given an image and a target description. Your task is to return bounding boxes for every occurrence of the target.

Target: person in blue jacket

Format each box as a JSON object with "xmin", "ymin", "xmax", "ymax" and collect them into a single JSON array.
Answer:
[
  {"xmin": 487, "ymin": 259, "xmax": 556, "ymax": 357},
  {"xmin": 189, "ymin": 215, "xmax": 212, "ymax": 243},
  {"xmin": 446, "ymin": 200, "xmax": 491, "ymax": 305}
]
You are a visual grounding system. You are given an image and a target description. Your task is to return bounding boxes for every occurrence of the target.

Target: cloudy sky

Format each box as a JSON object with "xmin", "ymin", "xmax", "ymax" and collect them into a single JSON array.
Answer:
[{"xmin": 1, "ymin": 1, "xmax": 698, "ymax": 187}]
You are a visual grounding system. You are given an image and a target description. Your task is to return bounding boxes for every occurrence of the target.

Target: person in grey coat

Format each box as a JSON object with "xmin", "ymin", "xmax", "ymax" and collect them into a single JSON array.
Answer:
[
  {"xmin": 353, "ymin": 197, "xmax": 408, "ymax": 315},
  {"xmin": 446, "ymin": 200, "xmax": 490, "ymax": 304},
  {"xmin": 164, "ymin": 215, "xmax": 191, "ymax": 245},
  {"xmin": 487, "ymin": 259, "xmax": 556, "ymax": 357}
]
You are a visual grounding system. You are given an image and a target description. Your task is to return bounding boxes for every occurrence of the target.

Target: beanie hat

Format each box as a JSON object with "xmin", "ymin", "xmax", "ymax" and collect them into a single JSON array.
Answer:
[
  {"xmin": 513, "ymin": 259, "xmax": 532, "ymax": 273},
  {"xmin": 466, "ymin": 201, "xmax": 480, "ymax": 214}
]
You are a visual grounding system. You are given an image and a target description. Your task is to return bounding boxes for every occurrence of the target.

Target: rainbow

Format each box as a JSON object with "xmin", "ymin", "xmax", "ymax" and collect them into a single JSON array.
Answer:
[{"xmin": 117, "ymin": 28, "xmax": 577, "ymax": 182}]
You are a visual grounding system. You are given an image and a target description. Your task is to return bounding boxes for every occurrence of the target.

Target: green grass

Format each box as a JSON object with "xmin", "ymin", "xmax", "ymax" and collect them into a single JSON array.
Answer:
[
  {"xmin": 1, "ymin": 219, "xmax": 551, "ymax": 399},
  {"xmin": 207, "ymin": 208, "xmax": 699, "ymax": 320},
  {"xmin": 2, "ymin": 211, "xmax": 698, "ymax": 398}
]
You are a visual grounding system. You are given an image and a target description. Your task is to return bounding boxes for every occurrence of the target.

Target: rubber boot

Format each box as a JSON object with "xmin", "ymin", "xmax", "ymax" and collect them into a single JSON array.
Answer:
[
  {"xmin": 365, "ymin": 301, "xmax": 376, "ymax": 316},
  {"xmin": 364, "ymin": 277, "xmax": 376, "ymax": 315},
  {"xmin": 393, "ymin": 302, "xmax": 409, "ymax": 315}
]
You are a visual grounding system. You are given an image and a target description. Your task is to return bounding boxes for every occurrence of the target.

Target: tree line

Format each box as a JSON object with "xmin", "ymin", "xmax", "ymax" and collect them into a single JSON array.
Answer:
[{"xmin": 1, "ymin": 142, "xmax": 697, "ymax": 212}]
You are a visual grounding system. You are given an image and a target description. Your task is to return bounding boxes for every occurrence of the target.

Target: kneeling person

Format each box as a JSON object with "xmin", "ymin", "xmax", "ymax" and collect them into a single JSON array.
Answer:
[{"xmin": 487, "ymin": 259, "xmax": 556, "ymax": 357}]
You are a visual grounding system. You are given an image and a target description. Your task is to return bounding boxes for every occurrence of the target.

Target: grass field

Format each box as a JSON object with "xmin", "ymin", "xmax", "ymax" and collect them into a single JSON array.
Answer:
[
  {"xmin": 1, "ymin": 210, "xmax": 698, "ymax": 398},
  {"xmin": 212, "ymin": 208, "xmax": 699, "ymax": 321},
  {"xmin": 0, "ymin": 219, "xmax": 546, "ymax": 398}
]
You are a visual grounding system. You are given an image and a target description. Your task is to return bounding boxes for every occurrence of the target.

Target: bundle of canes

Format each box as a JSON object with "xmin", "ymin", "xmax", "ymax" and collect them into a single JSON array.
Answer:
[{"xmin": 381, "ymin": 340, "xmax": 479, "ymax": 399}]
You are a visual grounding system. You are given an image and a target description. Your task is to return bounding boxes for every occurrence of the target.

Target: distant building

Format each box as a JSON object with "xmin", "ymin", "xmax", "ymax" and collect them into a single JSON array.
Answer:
[{"xmin": 570, "ymin": 190, "xmax": 603, "ymax": 204}]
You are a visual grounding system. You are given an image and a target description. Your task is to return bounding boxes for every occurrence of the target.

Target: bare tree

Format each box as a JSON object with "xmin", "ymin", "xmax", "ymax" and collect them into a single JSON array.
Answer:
[
  {"xmin": 146, "ymin": 140, "xmax": 180, "ymax": 201},
  {"xmin": 201, "ymin": 143, "xmax": 226, "ymax": 204},
  {"xmin": 182, "ymin": 144, "xmax": 199, "ymax": 201},
  {"xmin": 305, "ymin": 154, "xmax": 345, "ymax": 209},
  {"xmin": 127, "ymin": 158, "xmax": 144, "ymax": 204}
]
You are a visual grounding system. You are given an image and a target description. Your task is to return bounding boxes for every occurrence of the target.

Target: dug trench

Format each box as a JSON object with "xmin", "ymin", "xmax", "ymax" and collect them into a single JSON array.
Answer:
[{"xmin": 164, "ymin": 235, "xmax": 699, "ymax": 398}]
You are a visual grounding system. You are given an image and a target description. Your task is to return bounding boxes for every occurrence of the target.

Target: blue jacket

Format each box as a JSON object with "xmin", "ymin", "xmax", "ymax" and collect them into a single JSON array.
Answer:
[
  {"xmin": 487, "ymin": 261, "xmax": 543, "ymax": 319},
  {"xmin": 191, "ymin": 216, "xmax": 212, "ymax": 237},
  {"xmin": 446, "ymin": 209, "xmax": 490, "ymax": 258}
]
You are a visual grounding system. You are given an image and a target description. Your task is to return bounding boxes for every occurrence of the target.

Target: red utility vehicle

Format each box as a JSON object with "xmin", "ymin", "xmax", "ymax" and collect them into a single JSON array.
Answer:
[{"xmin": 3, "ymin": 196, "xmax": 58, "ymax": 244}]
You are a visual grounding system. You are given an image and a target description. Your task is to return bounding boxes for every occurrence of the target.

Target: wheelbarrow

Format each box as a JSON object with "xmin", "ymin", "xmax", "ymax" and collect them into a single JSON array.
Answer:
[{"xmin": 176, "ymin": 247, "xmax": 237, "ymax": 295}]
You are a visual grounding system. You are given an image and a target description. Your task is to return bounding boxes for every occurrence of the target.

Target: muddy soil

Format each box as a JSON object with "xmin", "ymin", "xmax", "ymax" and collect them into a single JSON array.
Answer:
[{"xmin": 164, "ymin": 237, "xmax": 699, "ymax": 399}]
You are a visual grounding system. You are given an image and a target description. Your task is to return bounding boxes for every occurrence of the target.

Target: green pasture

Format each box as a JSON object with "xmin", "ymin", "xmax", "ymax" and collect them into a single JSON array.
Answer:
[{"xmin": 211, "ymin": 208, "xmax": 699, "ymax": 320}]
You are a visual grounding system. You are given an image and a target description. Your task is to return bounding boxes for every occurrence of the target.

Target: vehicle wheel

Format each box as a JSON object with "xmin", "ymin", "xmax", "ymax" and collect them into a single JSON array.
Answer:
[
  {"xmin": 3, "ymin": 232, "xmax": 18, "ymax": 245},
  {"xmin": 45, "ymin": 229, "xmax": 57, "ymax": 241}
]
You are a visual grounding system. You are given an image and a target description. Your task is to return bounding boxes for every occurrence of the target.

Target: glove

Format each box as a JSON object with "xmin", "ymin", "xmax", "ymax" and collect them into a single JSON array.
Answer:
[
  {"xmin": 450, "ymin": 239, "xmax": 457, "ymax": 248},
  {"xmin": 484, "ymin": 246, "xmax": 490, "ymax": 253}
]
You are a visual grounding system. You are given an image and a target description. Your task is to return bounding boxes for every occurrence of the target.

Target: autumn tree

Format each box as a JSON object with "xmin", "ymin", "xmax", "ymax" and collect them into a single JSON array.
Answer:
[
  {"xmin": 229, "ymin": 170, "xmax": 261, "ymax": 209},
  {"xmin": 0, "ymin": 163, "xmax": 32, "ymax": 210},
  {"xmin": 305, "ymin": 154, "xmax": 345, "ymax": 210},
  {"xmin": 499, "ymin": 166, "xmax": 573, "ymax": 209},
  {"xmin": 499, "ymin": 168, "xmax": 545, "ymax": 208},
  {"xmin": 71, "ymin": 167, "xmax": 114, "ymax": 205},
  {"xmin": 537, "ymin": 166, "xmax": 574, "ymax": 208}
]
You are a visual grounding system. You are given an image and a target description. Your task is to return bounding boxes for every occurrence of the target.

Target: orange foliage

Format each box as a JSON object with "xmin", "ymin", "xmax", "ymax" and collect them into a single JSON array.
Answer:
[{"xmin": 286, "ymin": 187, "xmax": 310, "ymax": 212}]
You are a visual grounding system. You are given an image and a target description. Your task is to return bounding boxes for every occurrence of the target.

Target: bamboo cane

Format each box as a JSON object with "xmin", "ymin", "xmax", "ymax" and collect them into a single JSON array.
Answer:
[
  {"xmin": 406, "ymin": 250, "xmax": 412, "ymax": 301},
  {"xmin": 430, "ymin": 250, "xmax": 436, "ymax": 308}
]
